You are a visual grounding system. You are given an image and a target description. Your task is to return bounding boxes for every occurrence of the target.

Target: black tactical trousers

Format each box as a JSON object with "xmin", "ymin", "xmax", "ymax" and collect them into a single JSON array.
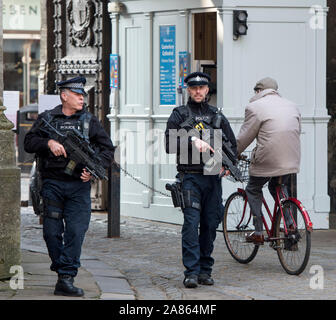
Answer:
[
  {"xmin": 181, "ymin": 173, "xmax": 224, "ymax": 277},
  {"xmin": 41, "ymin": 178, "xmax": 91, "ymax": 277}
]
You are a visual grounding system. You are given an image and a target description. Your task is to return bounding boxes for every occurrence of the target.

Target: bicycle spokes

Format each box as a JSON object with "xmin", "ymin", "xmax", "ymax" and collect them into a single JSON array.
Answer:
[
  {"xmin": 222, "ymin": 192, "xmax": 259, "ymax": 264},
  {"xmin": 275, "ymin": 200, "xmax": 311, "ymax": 275}
]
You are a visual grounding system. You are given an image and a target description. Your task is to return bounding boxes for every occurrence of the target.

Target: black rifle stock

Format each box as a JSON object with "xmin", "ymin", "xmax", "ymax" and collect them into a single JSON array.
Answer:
[
  {"xmin": 41, "ymin": 118, "xmax": 108, "ymax": 180},
  {"xmin": 29, "ymin": 157, "xmax": 44, "ymax": 216},
  {"xmin": 180, "ymin": 115, "xmax": 243, "ymax": 182}
]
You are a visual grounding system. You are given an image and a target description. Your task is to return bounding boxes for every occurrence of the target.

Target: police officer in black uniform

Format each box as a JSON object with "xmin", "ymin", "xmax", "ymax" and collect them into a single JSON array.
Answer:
[
  {"xmin": 165, "ymin": 72, "xmax": 237, "ymax": 288},
  {"xmin": 24, "ymin": 76, "xmax": 114, "ymax": 297}
]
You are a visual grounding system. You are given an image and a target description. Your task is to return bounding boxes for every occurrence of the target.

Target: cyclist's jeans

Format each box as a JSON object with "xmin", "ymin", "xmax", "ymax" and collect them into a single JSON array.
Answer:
[
  {"xmin": 41, "ymin": 178, "xmax": 91, "ymax": 277},
  {"xmin": 181, "ymin": 173, "xmax": 224, "ymax": 277},
  {"xmin": 245, "ymin": 175, "xmax": 294, "ymax": 232}
]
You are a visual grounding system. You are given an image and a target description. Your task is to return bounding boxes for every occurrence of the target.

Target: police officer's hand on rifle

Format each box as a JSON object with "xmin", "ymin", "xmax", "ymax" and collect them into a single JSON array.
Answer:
[
  {"xmin": 192, "ymin": 137, "xmax": 214, "ymax": 153},
  {"xmin": 47, "ymin": 139, "xmax": 92, "ymax": 182},
  {"xmin": 80, "ymin": 168, "xmax": 92, "ymax": 182},
  {"xmin": 47, "ymin": 139, "xmax": 67, "ymax": 158},
  {"xmin": 192, "ymin": 137, "xmax": 230, "ymax": 178},
  {"xmin": 219, "ymin": 167, "xmax": 230, "ymax": 177}
]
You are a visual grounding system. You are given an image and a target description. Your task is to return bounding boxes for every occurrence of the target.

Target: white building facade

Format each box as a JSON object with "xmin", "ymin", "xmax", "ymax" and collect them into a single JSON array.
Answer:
[{"xmin": 107, "ymin": 0, "xmax": 330, "ymax": 229}]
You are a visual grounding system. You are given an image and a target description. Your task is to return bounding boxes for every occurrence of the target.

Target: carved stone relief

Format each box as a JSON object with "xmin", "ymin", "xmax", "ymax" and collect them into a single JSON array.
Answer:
[{"xmin": 67, "ymin": 0, "xmax": 95, "ymax": 47}]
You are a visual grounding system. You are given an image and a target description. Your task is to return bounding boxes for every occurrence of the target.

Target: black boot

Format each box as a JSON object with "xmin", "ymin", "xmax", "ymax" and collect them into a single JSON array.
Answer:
[
  {"xmin": 183, "ymin": 274, "xmax": 198, "ymax": 288},
  {"xmin": 198, "ymin": 274, "xmax": 214, "ymax": 285},
  {"xmin": 54, "ymin": 274, "xmax": 84, "ymax": 297}
]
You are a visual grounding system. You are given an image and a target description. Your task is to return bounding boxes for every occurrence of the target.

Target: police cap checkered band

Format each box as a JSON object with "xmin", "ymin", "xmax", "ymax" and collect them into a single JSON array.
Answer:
[
  {"xmin": 184, "ymin": 72, "xmax": 211, "ymax": 87},
  {"xmin": 59, "ymin": 82, "xmax": 84, "ymax": 89},
  {"xmin": 187, "ymin": 76, "xmax": 209, "ymax": 84},
  {"xmin": 56, "ymin": 76, "xmax": 86, "ymax": 95}
]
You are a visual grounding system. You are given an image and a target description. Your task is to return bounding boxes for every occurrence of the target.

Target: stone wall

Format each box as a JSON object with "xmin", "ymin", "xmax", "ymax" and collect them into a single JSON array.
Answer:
[
  {"xmin": 0, "ymin": 0, "xmax": 3, "ymax": 106},
  {"xmin": 0, "ymin": 113, "xmax": 21, "ymax": 279}
]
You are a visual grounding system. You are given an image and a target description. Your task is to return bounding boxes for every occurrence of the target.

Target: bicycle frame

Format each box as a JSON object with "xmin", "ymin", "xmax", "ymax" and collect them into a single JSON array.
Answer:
[
  {"xmin": 224, "ymin": 177, "xmax": 313, "ymax": 275},
  {"xmin": 237, "ymin": 185, "xmax": 313, "ymax": 242}
]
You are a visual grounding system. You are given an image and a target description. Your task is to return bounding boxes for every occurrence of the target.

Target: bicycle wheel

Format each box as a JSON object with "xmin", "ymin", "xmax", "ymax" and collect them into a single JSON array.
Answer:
[
  {"xmin": 223, "ymin": 191, "xmax": 259, "ymax": 264},
  {"xmin": 275, "ymin": 199, "xmax": 311, "ymax": 275}
]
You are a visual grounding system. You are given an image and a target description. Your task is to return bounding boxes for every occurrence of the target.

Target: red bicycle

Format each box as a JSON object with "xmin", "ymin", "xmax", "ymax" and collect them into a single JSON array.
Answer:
[{"xmin": 223, "ymin": 157, "xmax": 313, "ymax": 275}]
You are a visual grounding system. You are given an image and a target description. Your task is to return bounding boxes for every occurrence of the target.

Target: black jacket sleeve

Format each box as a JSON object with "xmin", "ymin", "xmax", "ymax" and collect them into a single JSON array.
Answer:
[
  {"xmin": 24, "ymin": 113, "xmax": 51, "ymax": 156},
  {"xmin": 88, "ymin": 116, "xmax": 115, "ymax": 169},
  {"xmin": 164, "ymin": 108, "xmax": 193, "ymax": 155},
  {"xmin": 165, "ymin": 108, "xmax": 182, "ymax": 154}
]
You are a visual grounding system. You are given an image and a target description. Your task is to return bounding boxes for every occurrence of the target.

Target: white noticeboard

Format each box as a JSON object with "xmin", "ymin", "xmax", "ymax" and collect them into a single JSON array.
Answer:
[
  {"xmin": 3, "ymin": 91, "xmax": 20, "ymax": 130},
  {"xmin": 38, "ymin": 95, "xmax": 61, "ymax": 114}
]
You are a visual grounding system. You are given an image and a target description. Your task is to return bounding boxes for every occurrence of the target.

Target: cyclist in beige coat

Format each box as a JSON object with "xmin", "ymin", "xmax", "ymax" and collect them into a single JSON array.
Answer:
[{"xmin": 236, "ymin": 77, "xmax": 301, "ymax": 244}]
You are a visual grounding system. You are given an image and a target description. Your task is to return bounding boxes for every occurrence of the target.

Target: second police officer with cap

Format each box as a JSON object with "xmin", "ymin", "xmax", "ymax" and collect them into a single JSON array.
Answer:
[
  {"xmin": 165, "ymin": 72, "xmax": 237, "ymax": 288},
  {"xmin": 24, "ymin": 76, "xmax": 114, "ymax": 297}
]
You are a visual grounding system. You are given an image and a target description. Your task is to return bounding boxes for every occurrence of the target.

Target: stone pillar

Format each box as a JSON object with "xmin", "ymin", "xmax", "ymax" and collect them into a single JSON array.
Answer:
[
  {"xmin": 0, "ymin": 0, "xmax": 21, "ymax": 279},
  {"xmin": 0, "ymin": 107, "xmax": 21, "ymax": 280},
  {"xmin": 0, "ymin": 0, "xmax": 3, "ymax": 106}
]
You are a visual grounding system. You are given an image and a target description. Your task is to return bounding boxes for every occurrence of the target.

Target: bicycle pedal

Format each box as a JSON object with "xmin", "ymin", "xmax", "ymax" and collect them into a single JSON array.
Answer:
[{"xmin": 269, "ymin": 242, "xmax": 280, "ymax": 250}]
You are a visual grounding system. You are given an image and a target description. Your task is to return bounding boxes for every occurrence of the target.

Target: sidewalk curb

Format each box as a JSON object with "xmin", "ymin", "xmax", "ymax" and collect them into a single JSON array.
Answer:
[{"xmin": 20, "ymin": 243, "xmax": 136, "ymax": 300}]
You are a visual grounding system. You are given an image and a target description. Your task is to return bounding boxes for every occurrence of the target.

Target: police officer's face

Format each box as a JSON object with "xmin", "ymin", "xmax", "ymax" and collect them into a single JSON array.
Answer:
[
  {"xmin": 188, "ymin": 85, "xmax": 209, "ymax": 103},
  {"xmin": 61, "ymin": 90, "xmax": 84, "ymax": 113}
]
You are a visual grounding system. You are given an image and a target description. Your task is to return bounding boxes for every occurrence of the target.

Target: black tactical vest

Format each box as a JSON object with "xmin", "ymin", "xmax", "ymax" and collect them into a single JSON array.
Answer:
[
  {"xmin": 174, "ymin": 102, "xmax": 220, "ymax": 172},
  {"xmin": 43, "ymin": 111, "xmax": 92, "ymax": 170}
]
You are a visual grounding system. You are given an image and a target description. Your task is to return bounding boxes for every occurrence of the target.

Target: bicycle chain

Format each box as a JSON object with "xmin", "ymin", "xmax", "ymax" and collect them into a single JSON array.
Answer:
[{"xmin": 116, "ymin": 164, "xmax": 171, "ymax": 198}]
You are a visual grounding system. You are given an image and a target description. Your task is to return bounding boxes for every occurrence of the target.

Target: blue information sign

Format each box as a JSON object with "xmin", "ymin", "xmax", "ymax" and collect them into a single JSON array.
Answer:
[
  {"xmin": 178, "ymin": 51, "xmax": 189, "ymax": 89},
  {"xmin": 110, "ymin": 54, "xmax": 119, "ymax": 89},
  {"xmin": 160, "ymin": 25, "xmax": 176, "ymax": 106}
]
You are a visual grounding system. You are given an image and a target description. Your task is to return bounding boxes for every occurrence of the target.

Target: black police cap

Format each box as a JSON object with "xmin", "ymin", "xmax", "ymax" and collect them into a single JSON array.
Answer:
[
  {"xmin": 56, "ymin": 76, "xmax": 87, "ymax": 95},
  {"xmin": 184, "ymin": 72, "xmax": 211, "ymax": 87}
]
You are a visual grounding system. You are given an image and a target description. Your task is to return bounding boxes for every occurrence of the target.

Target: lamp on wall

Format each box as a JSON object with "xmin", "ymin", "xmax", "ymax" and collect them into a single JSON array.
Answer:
[{"xmin": 233, "ymin": 10, "xmax": 248, "ymax": 40}]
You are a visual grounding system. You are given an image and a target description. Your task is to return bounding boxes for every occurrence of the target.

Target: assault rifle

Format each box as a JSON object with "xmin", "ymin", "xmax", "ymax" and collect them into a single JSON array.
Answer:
[
  {"xmin": 180, "ymin": 113, "xmax": 243, "ymax": 182},
  {"xmin": 40, "ymin": 118, "xmax": 108, "ymax": 180}
]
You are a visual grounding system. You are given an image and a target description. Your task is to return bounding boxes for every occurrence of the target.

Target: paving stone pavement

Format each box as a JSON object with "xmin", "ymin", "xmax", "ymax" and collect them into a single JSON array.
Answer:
[
  {"xmin": 0, "ymin": 250, "xmax": 101, "ymax": 300},
  {"xmin": 15, "ymin": 206, "xmax": 336, "ymax": 300}
]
